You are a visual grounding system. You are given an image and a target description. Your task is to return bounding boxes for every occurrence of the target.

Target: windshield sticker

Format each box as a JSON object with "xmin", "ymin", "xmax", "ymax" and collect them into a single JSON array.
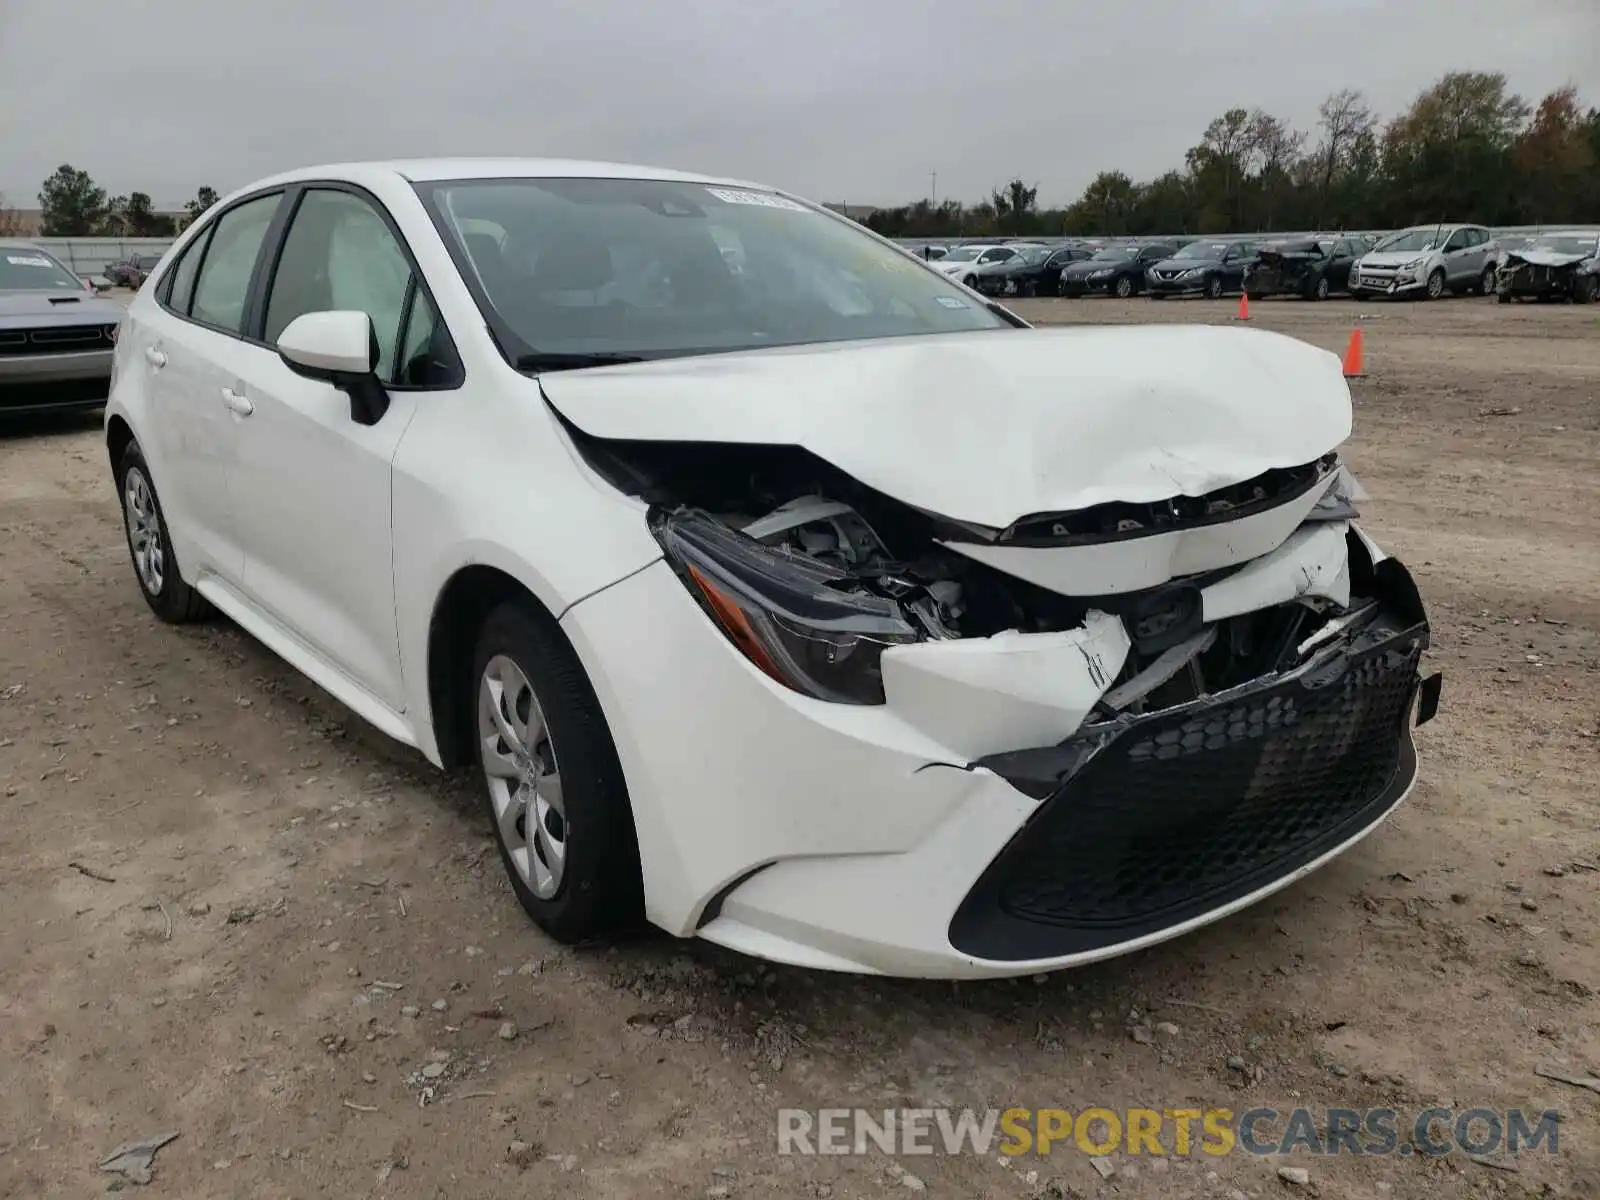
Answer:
[
  {"xmin": 934, "ymin": 295, "xmax": 968, "ymax": 309},
  {"xmin": 6, "ymin": 255, "xmax": 55, "ymax": 267},
  {"xmin": 704, "ymin": 187, "xmax": 809, "ymax": 213}
]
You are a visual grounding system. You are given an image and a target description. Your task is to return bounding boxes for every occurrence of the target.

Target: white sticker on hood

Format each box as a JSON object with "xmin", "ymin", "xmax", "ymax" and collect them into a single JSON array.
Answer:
[
  {"xmin": 704, "ymin": 187, "xmax": 808, "ymax": 212},
  {"xmin": 6, "ymin": 255, "xmax": 54, "ymax": 267}
]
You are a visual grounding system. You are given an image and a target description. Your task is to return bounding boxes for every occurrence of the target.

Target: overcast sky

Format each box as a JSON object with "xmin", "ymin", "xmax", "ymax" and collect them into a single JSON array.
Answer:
[{"xmin": 2, "ymin": 0, "xmax": 1595, "ymax": 209}]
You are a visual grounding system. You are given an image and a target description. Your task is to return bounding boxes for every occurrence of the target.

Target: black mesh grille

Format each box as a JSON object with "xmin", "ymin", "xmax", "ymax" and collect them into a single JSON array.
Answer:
[
  {"xmin": 951, "ymin": 629, "xmax": 1423, "ymax": 960},
  {"xmin": 0, "ymin": 325, "xmax": 115, "ymax": 357}
]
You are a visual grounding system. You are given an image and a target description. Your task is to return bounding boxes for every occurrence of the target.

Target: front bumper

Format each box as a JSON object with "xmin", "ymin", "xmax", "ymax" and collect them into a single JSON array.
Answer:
[
  {"xmin": 0, "ymin": 348, "xmax": 114, "ymax": 386},
  {"xmin": 1145, "ymin": 273, "xmax": 1209, "ymax": 295},
  {"xmin": 1349, "ymin": 269, "xmax": 1424, "ymax": 296},
  {"xmin": 1060, "ymin": 274, "xmax": 1117, "ymax": 296},
  {"xmin": 562, "ymin": 544, "xmax": 1436, "ymax": 978}
]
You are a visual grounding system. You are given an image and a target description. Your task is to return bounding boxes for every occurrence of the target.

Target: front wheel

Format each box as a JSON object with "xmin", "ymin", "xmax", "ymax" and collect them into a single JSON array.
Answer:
[
  {"xmin": 472, "ymin": 599, "xmax": 643, "ymax": 942},
  {"xmin": 1312, "ymin": 276, "xmax": 1330, "ymax": 301},
  {"xmin": 1574, "ymin": 275, "xmax": 1597, "ymax": 305},
  {"xmin": 1114, "ymin": 275, "xmax": 1134, "ymax": 299},
  {"xmin": 1478, "ymin": 265, "xmax": 1497, "ymax": 295},
  {"xmin": 1205, "ymin": 275, "xmax": 1224, "ymax": 300},
  {"xmin": 963, "ymin": 274, "xmax": 978, "ymax": 289},
  {"xmin": 1425, "ymin": 269, "xmax": 1446, "ymax": 300},
  {"xmin": 116, "ymin": 443, "xmax": 209, "ymax": 623}
]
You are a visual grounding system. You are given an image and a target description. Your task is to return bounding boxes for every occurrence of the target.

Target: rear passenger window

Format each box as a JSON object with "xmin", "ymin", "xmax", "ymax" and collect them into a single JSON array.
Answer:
[
  {"xmin": 190, "ymin": 194, "xmax": 282, "ymax": 332},
  {"xmin": 161, "ymin": 229, "xmax": 210, "ymax": 314}
]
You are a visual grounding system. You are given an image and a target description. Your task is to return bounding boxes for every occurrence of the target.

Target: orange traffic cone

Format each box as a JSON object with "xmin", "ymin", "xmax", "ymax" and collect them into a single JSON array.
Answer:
[
  {"xmin": 1237, "ymin": 293, "xmax": 1250, "ymax": 321},
  {"xmin": 1342, "ymin": 328, "xmax": 1366, "ymax": 378}
]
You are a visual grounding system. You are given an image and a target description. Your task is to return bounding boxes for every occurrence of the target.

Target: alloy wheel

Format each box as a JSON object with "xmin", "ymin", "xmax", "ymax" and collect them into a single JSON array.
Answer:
[
  {"xmin": 478, "ymin": 654, "xmax": 567, "ymax": 899},
  {"xmin": 123, "ymin": 467, "xmax": 165, "ymax": 596}
]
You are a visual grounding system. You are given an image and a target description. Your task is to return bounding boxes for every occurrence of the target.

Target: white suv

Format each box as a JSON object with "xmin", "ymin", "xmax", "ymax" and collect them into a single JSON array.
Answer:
[{"xmin": 1349, "ymin": 224, "xmax": 1497, "ymax": 299}]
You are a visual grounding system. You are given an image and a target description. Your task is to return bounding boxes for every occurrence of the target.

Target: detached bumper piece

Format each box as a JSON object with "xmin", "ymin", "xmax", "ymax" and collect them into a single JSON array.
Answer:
[{"xmin": 951, "ymin": 616, "xmax": 1432, "ymax": 961}]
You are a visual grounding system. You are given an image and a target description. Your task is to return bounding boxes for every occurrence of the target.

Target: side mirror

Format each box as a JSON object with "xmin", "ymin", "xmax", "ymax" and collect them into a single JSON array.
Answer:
[{"xmin": 277, "ymin": 310, "xmax": 389, "ymax": 425}]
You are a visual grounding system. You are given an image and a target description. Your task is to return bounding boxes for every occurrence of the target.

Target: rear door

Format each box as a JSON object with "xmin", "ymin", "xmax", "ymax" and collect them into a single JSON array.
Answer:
[
  {"xmin": 222, "ymin": 183, "xmax": 462, "ymax": 710},
  {"xmin": 140, "ymin": 191, "xmax": 285, "ymax": 585}
]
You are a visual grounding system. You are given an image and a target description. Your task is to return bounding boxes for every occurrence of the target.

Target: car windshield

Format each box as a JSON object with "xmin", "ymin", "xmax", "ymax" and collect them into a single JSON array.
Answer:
[
  {"xmin": 419, "ymin": 178, "xmax": 1009, "ymax": 364},
  {"xmin": 941, "ymin": 246, "xmax": 985, "ymax": 262},
  {"xmin": 1090, "ymin": 247, "xmax": 1135, "ymax": 262},
  {"xmin": 1374, "ymin": 228, "xmax": 1446, "ymax": 253},
  {"xmin": 1174, "ymin": 242, "xmax": 1227, "ymax": 260},
  {"xmin": 1527, "ymin": 235, "xmax": 1597, "ymax": 256},
  {"xmin": 0, "ymin": 248, "xmax": 83, "ymax": 291},
  {"xmin": 1014, "ymin": 247, "xmax": 1050, "ymax": 265}
]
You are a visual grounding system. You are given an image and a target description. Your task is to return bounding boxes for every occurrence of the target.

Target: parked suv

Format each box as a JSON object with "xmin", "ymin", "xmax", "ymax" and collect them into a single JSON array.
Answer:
[{"xmin": 1349, "ymin": 224, "xmax": 1497, "ymax": 300}]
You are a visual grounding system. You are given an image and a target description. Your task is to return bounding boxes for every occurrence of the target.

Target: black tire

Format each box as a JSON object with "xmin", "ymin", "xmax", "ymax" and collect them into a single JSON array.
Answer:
[
  {"xmin": 1205, "ymin": 274, "xmax": 1224, "ymax": 300},
  {"xmin": 1478, "ymin": 265, "xmax": 1496, "ymax": 296},
  {"xmin": 471, "ymin": 599, "xmax": 643, "ymax": 943},
  {"xmin": 1496, "ymin": 292, "xmax": 1512, "ymax": 304},
  {"xmin": 1424, "ymin": 268, "xmax": 1445, "ymax": 300},
  {"xmin": 963, "ymin": 274, "xmax": 978, "ymax": 289},
  {"xmin": 1575, "ymin": 275, "xmax": 1597, "ymax": 305},
  {"xmin": 1114, "ymin": 274, "xmax": 1134, "ymax": 299},
  {"xmin": 1312, "ymin": 276, "xmax": 1330, "ymax": 301},
  {"xmin": 115, "ymin": 442, "xmax": 210, "ymax": 623}
]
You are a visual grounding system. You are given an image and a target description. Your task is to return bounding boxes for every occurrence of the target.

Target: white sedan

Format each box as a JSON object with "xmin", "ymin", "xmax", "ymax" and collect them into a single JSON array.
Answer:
[{"xmin": 105, "ymin": 159, "xmax": 1440, "ymax": 978}]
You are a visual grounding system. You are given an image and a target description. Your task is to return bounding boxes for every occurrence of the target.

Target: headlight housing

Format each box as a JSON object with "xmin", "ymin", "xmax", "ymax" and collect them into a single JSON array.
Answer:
[{"xmin": 654, "ymin": 509, "xmax": 918, "ymax": 704}]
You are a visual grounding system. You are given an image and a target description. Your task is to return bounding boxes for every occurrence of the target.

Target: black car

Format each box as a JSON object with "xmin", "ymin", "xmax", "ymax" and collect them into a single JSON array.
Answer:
[
  {"xmin": 1244, "ymin": 236, "xmax": 1366, "ymax": 300},
  {"xmin": 985, "ymin": 245, "xmax": 1093, "ymax": 297},
  {"xmin": 1146, "ymin": 240, "xmax": 1256, "ymax": 299},
  {"xmin": 1058, "ymin": 243, "xmax": 1175, "ymax": 298}
]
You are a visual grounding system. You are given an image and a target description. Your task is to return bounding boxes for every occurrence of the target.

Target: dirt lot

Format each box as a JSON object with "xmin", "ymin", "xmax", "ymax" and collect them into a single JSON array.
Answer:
[{"xmin": 1, "ymin": 295, "xmax": 1596, "ymax": 1199}]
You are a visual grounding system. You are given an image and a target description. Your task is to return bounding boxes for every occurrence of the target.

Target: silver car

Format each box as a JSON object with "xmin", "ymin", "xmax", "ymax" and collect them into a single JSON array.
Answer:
[
  {"xmin": 1348, "ymin": 224, "xmax": 1498, "ymax": 300},
  {"xmin": 0, "ymin": 242, "xmax": 125, "ymax": 415}
]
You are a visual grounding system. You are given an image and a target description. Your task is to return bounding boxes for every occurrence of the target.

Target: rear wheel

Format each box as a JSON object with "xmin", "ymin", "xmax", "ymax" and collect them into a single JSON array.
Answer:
[
  {"xmin": 116, "ymin": 443, "xmax": 209, "ymax": 623},
  {"xmin": 472, "ymin": 599, "xmax": 643, "ymax": 942}
]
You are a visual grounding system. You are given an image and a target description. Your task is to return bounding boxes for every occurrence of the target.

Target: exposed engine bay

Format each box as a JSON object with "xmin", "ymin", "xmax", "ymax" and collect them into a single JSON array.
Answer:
[{"xmin": 565, "ymin": 421, "xmax": 1411, "ymax": 729}]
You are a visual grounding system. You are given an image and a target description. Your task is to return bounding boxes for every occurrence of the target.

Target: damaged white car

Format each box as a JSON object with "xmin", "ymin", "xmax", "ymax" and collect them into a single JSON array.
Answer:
[{"xmin": 104, "ymin": 160, "xmax": 1441, "ymax": 979}]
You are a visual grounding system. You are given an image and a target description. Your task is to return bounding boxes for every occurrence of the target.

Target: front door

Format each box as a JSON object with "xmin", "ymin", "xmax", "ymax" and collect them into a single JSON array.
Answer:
[{"xmin": 223, "ymin": 186, "xmax": 441, "ymax": 711}]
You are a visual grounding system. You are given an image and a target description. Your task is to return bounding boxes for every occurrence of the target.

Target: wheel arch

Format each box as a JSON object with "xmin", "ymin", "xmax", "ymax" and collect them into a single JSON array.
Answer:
[
  {"xmin": 425, "ymin": 564, "xmax": 558, "ymax": 769},
  {"xmin": 106, "ymin": 413, "xmax": 136, "ymax": 474}
]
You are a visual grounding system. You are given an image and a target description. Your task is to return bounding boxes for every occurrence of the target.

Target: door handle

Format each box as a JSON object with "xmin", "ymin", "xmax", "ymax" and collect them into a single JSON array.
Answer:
[
  {"xmin": 221, "ymin": 387, "xmax": 254, "ymax": 416},
  {"xmin": 144, "ymin": 347, "xmax": 167, "ymax": 368}
]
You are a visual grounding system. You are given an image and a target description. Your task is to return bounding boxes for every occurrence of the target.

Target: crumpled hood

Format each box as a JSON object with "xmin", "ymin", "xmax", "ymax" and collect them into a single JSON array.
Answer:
[
  {"xmin": 1150, "ymin": 258, "xmax": 1217, "ymax": 272},
  {"xmin": 540, "ymin": 325, "xmax": 1352, "ymax": 530},
  {"xmin": 1061, "ymin": 261, "xmax": 1117, "ymax": 277},
  {"xmin": 1504, "ymin": 249, "xmax": 1594, "ymax": 268},
  {"xmin": 0, "ymin": 290, "xmax": 124, "ymax": 324}
]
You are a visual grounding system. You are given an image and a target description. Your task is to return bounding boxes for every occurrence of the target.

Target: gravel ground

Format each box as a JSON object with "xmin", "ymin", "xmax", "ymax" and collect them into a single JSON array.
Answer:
[{"xmin": 1, "ymin": 295, "xmax": 1596, "ymax": 1198}]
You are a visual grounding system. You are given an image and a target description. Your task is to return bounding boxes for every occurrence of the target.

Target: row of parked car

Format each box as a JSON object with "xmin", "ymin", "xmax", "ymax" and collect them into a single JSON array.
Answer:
[{"xmin": 912, "ymin": 225, "xmax": 1600, "ymax": 304}]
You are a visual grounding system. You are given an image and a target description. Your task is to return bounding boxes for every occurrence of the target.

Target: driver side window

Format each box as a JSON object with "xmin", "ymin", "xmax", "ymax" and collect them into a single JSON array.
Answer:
[
  {"xmin": 263, "ymin": 188, "xmax": 460, "ymax": 388},
  {"xmin": 1443, "ymin": 230, "xmax": 1468, "ymax": 252}
]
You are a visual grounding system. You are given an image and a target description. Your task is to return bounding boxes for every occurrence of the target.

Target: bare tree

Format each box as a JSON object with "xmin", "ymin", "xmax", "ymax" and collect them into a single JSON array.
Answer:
[
  {"xmin": 1314, "ymin": 90, "xmax": 1377, "ymax": 212},
  {"xmin": 0, "ymin": 193, "xmax": 26, "ymax": 237}
]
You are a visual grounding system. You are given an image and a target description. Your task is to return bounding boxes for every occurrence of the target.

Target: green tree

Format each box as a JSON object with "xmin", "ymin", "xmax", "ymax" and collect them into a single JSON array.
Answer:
[
  {"xmin": 990, "ymin": 178, "xmax": 1038, "ymax": 235},
  {"xmin": 1074, "ymin": 171, "xmax": 1138, "ymax": 234},
  {"xmin": 1381, "ymin": 71, "xmax": 1530, "ymax": 223},
  {"xmin": 184, "ymin": 186, "xmax": 219, "ymax": 227},
  {"xmin": 1511, "ymin": 87, "xmax": 1595, "ymax": 224},
  {"xmin": 38, "ymin": 164, "xmax": 109, "ymax": 236}
]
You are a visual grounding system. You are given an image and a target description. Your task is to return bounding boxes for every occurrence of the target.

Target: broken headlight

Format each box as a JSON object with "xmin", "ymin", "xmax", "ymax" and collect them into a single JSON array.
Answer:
[{"xmin": 653, "ymin": 509, "xmax": 918, "ymax": 704}]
